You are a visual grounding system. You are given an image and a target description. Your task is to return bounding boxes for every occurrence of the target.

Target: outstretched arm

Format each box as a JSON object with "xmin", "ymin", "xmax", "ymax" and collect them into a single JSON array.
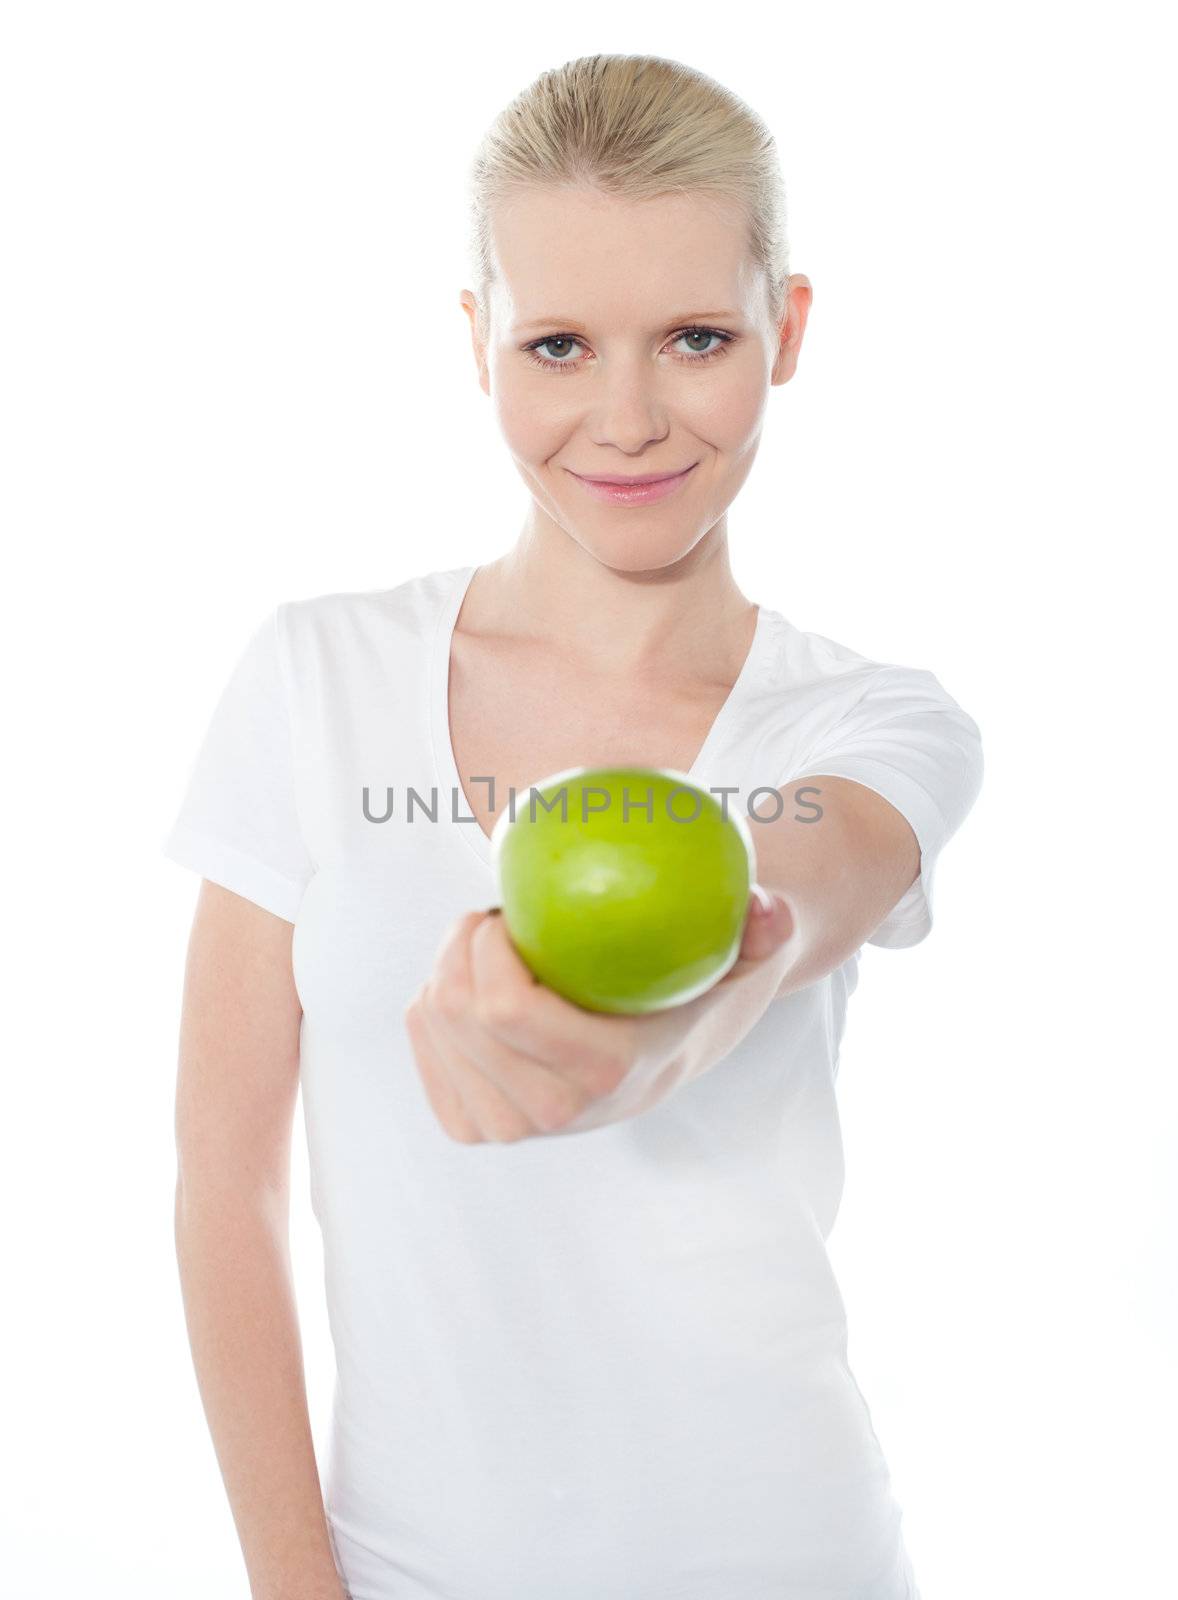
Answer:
[
  {"xmin": 403, "ymin": 776, "xmax": 919, "ymax": 1140},
  {"xmin": 642, "ymin": 775, "xmax": 921, "ymax": 1101}
]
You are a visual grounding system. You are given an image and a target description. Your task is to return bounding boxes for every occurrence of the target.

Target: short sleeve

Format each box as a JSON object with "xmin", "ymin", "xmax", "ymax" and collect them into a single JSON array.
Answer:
[
  {"xmin": 781, "ymin": 666, "xmax": 983, "ymax": 949},
  {"xmin": 160, "ymin": 605, "xmax": 315, "ymax": 923}
]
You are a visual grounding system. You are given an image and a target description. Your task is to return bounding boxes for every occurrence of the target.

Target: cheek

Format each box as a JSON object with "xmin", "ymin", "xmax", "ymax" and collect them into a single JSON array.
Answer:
[
  {"xmin": 492, "ymin": 379, "xmax": 571, "ymax": 455},
  {"xmin": 686, "ymin": 367, "xmax": 767, "ymax": 445}
]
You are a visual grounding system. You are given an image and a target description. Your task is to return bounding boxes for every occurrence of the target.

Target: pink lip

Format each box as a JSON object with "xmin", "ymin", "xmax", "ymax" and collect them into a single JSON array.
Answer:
[{"xmin": 570, "ymin": 463, "xmax": 697, "ymax": 504}]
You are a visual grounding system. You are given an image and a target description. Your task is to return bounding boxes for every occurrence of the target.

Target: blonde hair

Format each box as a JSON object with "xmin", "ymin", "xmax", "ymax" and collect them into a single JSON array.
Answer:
[{"xmin": 465, "ymin": 54, "xmax": 791, "ymax": 339}]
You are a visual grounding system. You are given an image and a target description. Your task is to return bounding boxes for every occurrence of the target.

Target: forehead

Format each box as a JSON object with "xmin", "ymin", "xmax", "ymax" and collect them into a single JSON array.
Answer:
[{"xmin": 488, "ymin": 186, "xmax": 760, "ymax": 326}]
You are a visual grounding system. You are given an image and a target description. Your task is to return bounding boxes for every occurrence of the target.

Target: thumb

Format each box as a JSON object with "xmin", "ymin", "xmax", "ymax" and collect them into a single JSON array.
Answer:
[{"xmin": 731, "ymin": 883, "xmax": 795, "ymax": 972}]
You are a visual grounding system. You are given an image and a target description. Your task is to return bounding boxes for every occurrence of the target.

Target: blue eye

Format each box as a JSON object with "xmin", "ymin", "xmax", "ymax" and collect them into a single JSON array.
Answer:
[{"xmin": 522, "ymin": 327, "xmax": 735, "ymax": 374}]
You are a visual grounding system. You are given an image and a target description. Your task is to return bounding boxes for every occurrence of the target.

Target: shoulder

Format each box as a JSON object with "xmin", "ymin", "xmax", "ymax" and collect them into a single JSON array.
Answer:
[
  {"xmin": 758, "ymin": 604, "xmax": 948, "ymax": 707},
  {"xmin": 739, "ymin": 606, "xmax": 981, "ymax": 780},
  {"xmin": 273, "ymin": 564, "xmax": 467, "ymax": 660}
]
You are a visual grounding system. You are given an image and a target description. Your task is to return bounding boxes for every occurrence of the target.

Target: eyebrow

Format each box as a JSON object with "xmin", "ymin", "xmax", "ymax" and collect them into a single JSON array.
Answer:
[{"xmin": 511, "ymin": 310, "xmax": 743, "ymax": 333}]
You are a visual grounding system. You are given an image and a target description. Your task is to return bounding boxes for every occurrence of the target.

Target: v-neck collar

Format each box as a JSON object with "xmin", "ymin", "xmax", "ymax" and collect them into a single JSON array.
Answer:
[{"xmin": 427, "ymin": 562, "xmax": 770, "ymax": 873}]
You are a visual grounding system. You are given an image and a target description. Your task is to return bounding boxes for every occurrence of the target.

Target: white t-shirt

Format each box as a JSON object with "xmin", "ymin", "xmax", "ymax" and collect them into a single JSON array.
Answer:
[{"xmin": 162, "ymin": 562, "xmax": 982, "ymax": 1600}]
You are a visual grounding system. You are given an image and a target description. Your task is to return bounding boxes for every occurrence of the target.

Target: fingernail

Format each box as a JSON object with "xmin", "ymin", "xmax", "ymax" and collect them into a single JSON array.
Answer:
[{"xmin": 751, "ymin": 884, "xmax": 775, "ymax": 917}]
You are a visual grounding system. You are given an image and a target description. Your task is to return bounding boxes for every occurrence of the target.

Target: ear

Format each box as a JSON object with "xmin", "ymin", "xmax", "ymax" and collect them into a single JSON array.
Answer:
[
  {"xmin": 459, "ymin": 290, "xmax": 491, "ymax": 396},
  {"xmin": 771, "ymin": 273, "xmax": 814, "ymax": 387}
]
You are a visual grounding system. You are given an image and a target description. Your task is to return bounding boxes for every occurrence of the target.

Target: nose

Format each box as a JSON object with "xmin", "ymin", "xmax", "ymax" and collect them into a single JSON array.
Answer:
[
  {"xmin": 589, "ymin": 387, "xmax": 672, "ymax": 457},
  {"xmin": 585, "ymin": 356, "xmax": 671, "ymax": 454}
]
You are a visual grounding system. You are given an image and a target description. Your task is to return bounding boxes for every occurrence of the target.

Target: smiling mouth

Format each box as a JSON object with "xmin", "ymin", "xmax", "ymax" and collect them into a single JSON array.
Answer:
[{"xmin": 571, "ymin": 465, "xmax": 697, "ymax": 485}]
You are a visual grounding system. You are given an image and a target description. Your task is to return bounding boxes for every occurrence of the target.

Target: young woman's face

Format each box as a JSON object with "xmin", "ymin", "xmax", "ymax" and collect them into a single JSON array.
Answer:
[{"xmin": 461, "ymin": 185, "xmax": 809, "ymax": 573}]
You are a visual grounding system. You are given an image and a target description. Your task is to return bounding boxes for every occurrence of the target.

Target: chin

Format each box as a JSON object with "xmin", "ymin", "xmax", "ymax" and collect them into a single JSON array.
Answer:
[{"xmin": 577, "ymin": 528, "xmax": 708, "ymax": 577}]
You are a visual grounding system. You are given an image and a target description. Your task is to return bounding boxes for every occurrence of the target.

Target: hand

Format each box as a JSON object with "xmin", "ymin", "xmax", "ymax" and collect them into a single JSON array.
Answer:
[{"xmin": 402, "ymin": 884, "xmax": 794, "ymax": 1143}]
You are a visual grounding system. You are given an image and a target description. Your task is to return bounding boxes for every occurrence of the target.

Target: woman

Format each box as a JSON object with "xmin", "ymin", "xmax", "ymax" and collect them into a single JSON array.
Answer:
[{"xmin": 164, "ymin": 54, "xmax": 982, "ymax": 1600}]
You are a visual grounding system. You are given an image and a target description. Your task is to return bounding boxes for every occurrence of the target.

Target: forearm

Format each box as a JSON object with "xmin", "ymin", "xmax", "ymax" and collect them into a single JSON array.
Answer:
[
  {"xmin": 672, "ymin": 928, "xmax": 794, "ymax": 1088},
  {"xmin": 597, "ymin": 919, "xmax": 796, "ymax": 1129},
  {"xmin": 644, "ymin": 843, "xmax": 917, "ymax": 1106},
  {"xmin": 174, "ymin": 1184, "xmax": 346, "ymax": 1600}
]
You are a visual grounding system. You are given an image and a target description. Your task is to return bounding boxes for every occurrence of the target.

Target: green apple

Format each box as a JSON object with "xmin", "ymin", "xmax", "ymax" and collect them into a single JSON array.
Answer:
[{"xmin": 490, "ymin": 765, "xmax": 755, "ymax": 1015}]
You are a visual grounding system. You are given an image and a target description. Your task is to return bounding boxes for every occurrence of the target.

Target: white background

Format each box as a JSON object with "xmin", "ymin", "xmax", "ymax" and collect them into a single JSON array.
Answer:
[{"xmin": 3, "ymin": 4, "xmax": 1173, "ymax": 1595}]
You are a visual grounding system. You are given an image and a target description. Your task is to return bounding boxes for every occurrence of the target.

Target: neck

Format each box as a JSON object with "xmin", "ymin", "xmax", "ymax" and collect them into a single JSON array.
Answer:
[{"xmin": 464, "ymin": 515, "xmax": 756, "ymax": 684}]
